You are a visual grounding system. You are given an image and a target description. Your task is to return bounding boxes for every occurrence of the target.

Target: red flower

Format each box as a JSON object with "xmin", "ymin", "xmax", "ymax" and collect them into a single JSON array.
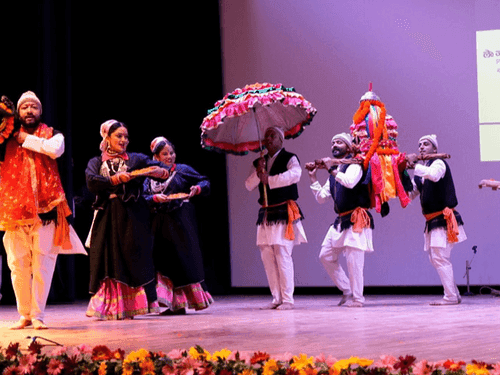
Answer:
[
  {"xmin": 28, "ymin": 341, "xmax": 44, "ymax": 355},
  {"xmin": 443, "ymin": 360, "xmax": 466, "ymax": 370},
  {"xmin": 393, "ymin": 355, "xmax": 416, "ymax": 375},
  {"xmin": 91, "ymin": 345, "xmax": 113, "ymax": 361},
  {"xmin": 6, "ymin": 343, "xmax": 20, "ymax": 359},
  {"xmin": 250, "ymin": 351, "xmax": 271, "ymax": 364}
]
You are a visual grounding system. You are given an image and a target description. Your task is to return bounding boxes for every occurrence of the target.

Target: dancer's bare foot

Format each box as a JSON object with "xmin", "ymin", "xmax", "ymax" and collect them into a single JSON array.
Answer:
[{"xmin": 10, "ymin": 318, "xmax": 32, "ymax": 330}]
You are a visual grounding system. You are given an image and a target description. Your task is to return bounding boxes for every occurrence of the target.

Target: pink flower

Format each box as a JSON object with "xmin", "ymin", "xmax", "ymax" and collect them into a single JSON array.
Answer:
[
  {"xmin": 315, "ymin": 354, "xmax": 337, "ymax": 367},
  {"xmin": 47, "ymin": 358, "xmax": 65, "ymax": 375},
  {"xmin": 373, "ymin": 355, "xmax": 398, "ymax": 371},
  {"xmin": 491, "ymin": 363, "xmax": 500, "ymax": 375},
  {"xmin": 178, "ymin": 357, "xmax": 203, "ymax": 375},
  {"xmin": 49, "ymin": 346, "xmax": 68, "ymax": 357},
  {"xmin": 3, "ymin": 365, "xmax": 21, "ymax": 375},
  {"xmin": 77, "ymin": 344, "xmax": 94, "ymax": 354},
  {"xmin": 167, "ymin": 349, "xmax": 185, "ymax": 360},
  {"xmin": 162, "ymin": 364, "xmax": 177, "ymax": 375},
  {"xmin": 17, "ymin": 353, "xmax": 37, "ymax": 374},
  {"xmin": 413, "ymin": 360, "xmax": 434, "ymax": 375}
]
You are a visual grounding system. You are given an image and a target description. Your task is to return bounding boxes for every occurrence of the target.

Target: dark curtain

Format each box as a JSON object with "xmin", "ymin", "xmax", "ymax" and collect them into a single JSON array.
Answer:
[{"xmin": 1, "ymin": 1, "xmax": 230, "ymax": 304}]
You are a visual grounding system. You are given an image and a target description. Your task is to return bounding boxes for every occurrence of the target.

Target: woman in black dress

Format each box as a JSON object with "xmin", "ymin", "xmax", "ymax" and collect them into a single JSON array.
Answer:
[
  {"xmin": 85, "ymin": 120, "xmax": 169, "ymax": 320},
  {"xmin": 144, "ymin": 136, "xmax": 213, "ymax": 314}
]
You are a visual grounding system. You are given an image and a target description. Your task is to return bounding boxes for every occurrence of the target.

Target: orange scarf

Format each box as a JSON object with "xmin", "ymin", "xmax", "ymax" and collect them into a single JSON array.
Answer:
[
  {"xmin": 263, "ymin": 200, "xmax": 302, "ymax": 241},
  {"xmin": 339, "ymin": 207, "xmax": 371, "ymax": 233},
  {"xmin": 424, "ymin": 207, "xmax": 459, "ymax": 243},
  {"xmin": 0, "ymin": 124, "xmax": 72, "ymax": 248}
]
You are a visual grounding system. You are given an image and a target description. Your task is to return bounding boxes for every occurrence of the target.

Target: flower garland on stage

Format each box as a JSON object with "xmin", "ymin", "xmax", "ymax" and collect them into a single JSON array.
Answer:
[
  {"xmin": 1, "ymin": 342, "xmax": 499, "ymax": 375},
  {"xmin": 0, "ymin": 96, "xmax": 15, "ymax": 144}
]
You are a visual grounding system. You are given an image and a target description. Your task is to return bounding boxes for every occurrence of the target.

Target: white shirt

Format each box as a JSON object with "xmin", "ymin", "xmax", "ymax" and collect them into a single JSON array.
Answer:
[
  {"xmin": 410, "ymin": 159, "xmax": 466, "ymax": 250},
  {"xmin": 23, "ymin": 132, "xmax": 65, "ymax": 159},
  {"xmin": 310, "ymin": 163, "xmax": 373, "ymax": 252},
  {"xmin": 245, "ymin": 149, "xmax": 307, "ymax": 246}
]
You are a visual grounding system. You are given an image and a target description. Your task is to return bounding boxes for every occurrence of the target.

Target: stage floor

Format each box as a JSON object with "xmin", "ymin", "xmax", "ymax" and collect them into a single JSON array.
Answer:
[{"xmin": 1, "ymin": 294, "xmax": 499, "ymax": 361}]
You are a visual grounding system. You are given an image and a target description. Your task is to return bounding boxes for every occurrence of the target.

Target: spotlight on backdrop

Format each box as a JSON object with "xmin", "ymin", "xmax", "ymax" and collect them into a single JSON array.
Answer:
[{"xmin": 463, "ymin": 245, "xmax": 477, "ymax": 296}]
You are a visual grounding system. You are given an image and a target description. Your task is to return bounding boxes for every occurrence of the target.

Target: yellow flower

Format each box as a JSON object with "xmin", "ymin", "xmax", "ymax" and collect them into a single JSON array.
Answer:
[
  {"xmin": 291, "ymin": 354, "xmax": 315, "ymax": 370},
  {"xmin": 263, "ymin": 359, "xmax": 280, "ymax": 375},
  {"xmin": 333, "ymin": 358, "xmax": 352, "ymax": 373},
  {"xmin": 238, "ymin": 369, "xmax": 255, "ymax": 375},
  {"xmin": 349, "ymin": 356, "xmax": 374, "ymax": 367},
  {"xmin": 189, "ymin": 346, "xmax": 212, "ymax": 361},
  {"xmin": 213, "ymin": 348, "xmax": 232, "ymax": 361},
  {"xmin": 124, "ymin": 348, "xmax": 150, "ymax": 364},
  {"xmin": 466, "ymin": 363, "xmax": 490, "ymax": 375},
  {"xmin": 98, "ymin": 362, "xmax": 107, "ymax": 375}
]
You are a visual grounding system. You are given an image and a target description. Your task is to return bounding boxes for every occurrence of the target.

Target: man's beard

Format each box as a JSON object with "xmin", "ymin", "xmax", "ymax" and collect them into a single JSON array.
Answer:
[
  {"xmin": 21, "ymin": 117, "xmax": 41, "ymax": 129},
  {"xmin": 332, "ymin": 148, "xmax": 347, "ymax": 159}
]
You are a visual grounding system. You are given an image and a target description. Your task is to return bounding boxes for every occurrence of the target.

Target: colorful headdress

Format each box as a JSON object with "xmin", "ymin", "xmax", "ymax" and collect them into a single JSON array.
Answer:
[{"xmin": 350, "ymin": 85, "xmax": 411, "ymax": 216}]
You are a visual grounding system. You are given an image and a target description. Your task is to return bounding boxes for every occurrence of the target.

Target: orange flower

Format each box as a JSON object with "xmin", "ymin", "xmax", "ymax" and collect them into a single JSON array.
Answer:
[
  {"xmin": 251, "ymin": 351, "xmax": 271, "ymax": 364},
  {"xmin": 91, "ymin": 345, "xmax": 113, "ymax": 361}
]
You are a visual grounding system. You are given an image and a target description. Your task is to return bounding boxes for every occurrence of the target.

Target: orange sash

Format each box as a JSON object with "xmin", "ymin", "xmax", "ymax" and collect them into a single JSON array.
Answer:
[
  {"xmin": 263, "ymin": 200, "xmax": 301, "ymax": 241},
  {"xmin": 424, "ymin": 207, "xmax": 459, "ymax": 243},
  {"xmin": 340, "ymin": 207, "xmax": 371, "ymax": 233}
]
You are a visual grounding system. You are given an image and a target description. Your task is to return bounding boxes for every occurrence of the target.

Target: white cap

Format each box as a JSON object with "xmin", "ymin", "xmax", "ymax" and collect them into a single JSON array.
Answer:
[
  {"xmin": 331, "ymin": 132, "xmax": 352, "ymax": 148},
  {"xmin": 419, "ymin": 134, "xmax": 438, "ymax": 149}
]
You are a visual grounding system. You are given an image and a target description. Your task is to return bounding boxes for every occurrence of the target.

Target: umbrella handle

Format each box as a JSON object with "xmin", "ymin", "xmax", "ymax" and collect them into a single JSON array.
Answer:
[{"xmin": 260, "ymin": 149, "xmax": 269, "ymax": 206}]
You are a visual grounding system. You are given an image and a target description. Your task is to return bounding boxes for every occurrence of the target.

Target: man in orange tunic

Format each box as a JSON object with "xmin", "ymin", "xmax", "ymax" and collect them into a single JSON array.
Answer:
[{"xmin": 0, "ymin": 91, "xmax": 86, "ymax": 329}]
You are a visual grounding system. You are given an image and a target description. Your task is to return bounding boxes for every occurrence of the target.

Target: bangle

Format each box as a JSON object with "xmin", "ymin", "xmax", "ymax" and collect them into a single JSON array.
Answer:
[{"xmin": 328, "ymin": 166, "xmax": 335, "ymax": 174}]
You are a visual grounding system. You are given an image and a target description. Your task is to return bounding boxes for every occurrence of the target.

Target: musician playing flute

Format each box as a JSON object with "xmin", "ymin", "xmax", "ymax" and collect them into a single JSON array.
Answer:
[
  {"xmin": 406, "ymin": 134, "xmax": 466, "ymax": 306},
  {"xmin": 307, "ymin": 132, "xmax": 374, "ymax": 308}
]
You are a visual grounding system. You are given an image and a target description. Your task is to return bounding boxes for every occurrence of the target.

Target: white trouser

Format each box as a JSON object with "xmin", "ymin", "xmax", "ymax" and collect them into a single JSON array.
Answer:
[
  {"xmin": 319, "ymin": 245, "xmax": 365, "ymax": 303},
  {"xmin": 259, "ymin": 243, "xmax": 295, "ymax": 304},
  {"xmin": 3, "ymin": 223, "xmax": 58, "ymax": 321},
  {"xmin": 428, "ymin": 244, "xmax": 460, "ymax": 302}
]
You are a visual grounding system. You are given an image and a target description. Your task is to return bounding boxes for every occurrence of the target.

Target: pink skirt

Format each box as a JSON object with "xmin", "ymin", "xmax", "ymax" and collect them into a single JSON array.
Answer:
[
  {"xmin": 86, "ymin": 278, "xmax": 160, "ymax": 320},
  {"xmin": 157, "ymin": 273, "xmax": 214, "ymax": 311}
]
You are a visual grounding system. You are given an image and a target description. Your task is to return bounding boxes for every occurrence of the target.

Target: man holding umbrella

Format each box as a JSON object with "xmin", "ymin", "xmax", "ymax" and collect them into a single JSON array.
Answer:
[{"xmin": 245, "ymin": 126, "xmax": 307, "ymax": 310}]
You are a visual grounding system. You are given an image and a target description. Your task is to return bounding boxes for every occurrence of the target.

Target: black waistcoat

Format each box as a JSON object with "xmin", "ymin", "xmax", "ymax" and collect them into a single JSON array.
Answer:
[
  {"xmin": 257, "ymin": 149, "xmax": 299, "ymax": 206},
  {"xmin": 414, "ymin": 159, "xmax": 463, "ymax": 232},
  {"xmin": 329, "ymin": 162, "xmax": 373, "ymax": 232},
  {"xmin": 329, "ymin": 162, "xmax": 371, "ymax": 214},
  {"xmin": 414, "ymin": 159, "xmax": 458, "ymax": 214}
]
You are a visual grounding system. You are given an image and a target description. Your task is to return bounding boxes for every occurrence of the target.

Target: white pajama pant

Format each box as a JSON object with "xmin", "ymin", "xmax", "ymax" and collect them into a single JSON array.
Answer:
[
  {"xmin": 259, "ymin": 243, "xmax": 295, "ymax": 304},
  {"xmin": 319, "ymin": 246, "xmax": 365, "ymax": 303},
  {"xmin": 3, "ymin": 223, "xmax": 58, "ymax": 322},
  {"xmin": 428, "ymin": 244, "xmax": 460, "ymax": 302}
]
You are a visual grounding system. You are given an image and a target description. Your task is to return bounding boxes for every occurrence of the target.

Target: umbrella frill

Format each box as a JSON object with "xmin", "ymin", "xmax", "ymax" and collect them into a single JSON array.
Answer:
[{"xmin": 201, "ymin": 83, "xmax": 317, "ymax": 155}]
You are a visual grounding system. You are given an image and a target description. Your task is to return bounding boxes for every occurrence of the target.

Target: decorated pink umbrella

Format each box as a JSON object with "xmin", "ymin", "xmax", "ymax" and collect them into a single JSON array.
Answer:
[{"xmin": 201, "ymin": 82, "xmax": 317, "ymax": 155}]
